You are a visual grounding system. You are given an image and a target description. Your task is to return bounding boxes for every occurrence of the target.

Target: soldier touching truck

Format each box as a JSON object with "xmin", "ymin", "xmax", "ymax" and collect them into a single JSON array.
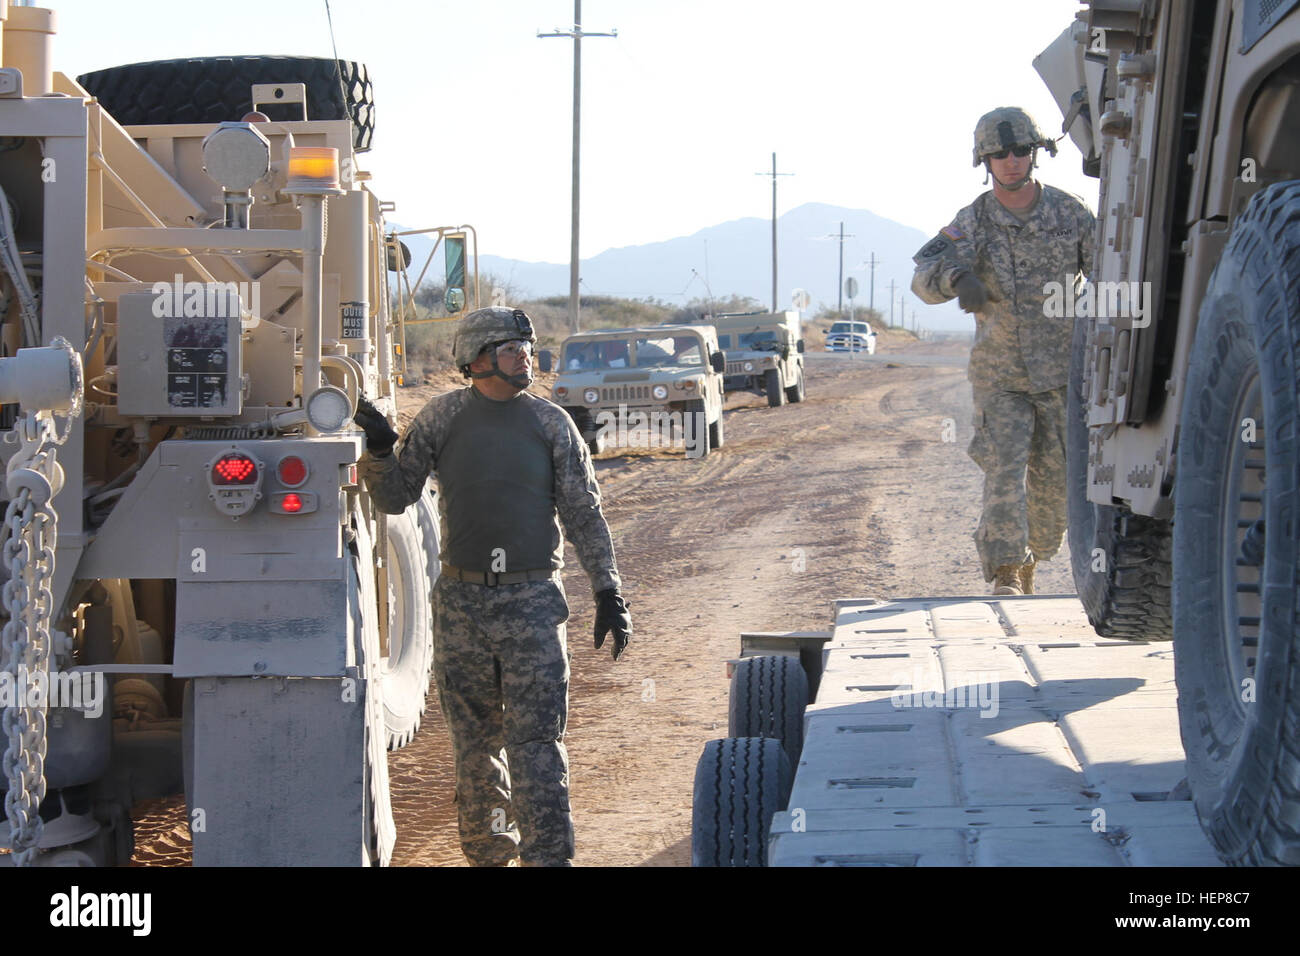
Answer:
[
  {"xmin": 353, "ymin": 306, "xmax": 633, "ymax": 866},
  {"xmin": 911, "ymin": 106, "xmax": 1095, "ymax": 596}
]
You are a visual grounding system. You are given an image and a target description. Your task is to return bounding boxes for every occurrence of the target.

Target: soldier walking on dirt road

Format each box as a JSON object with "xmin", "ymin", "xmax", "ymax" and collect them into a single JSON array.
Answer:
[
  {"xmin": 911, "ymin": 107, "xmax": 1095, "ymax": 595},
  {"xmin": 355, "ymin": 306, "xmax": 632, "ymax": 866}
]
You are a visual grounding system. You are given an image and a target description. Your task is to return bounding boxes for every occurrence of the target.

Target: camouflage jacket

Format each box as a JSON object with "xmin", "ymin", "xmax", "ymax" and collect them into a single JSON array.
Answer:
[
  {"xmin": 911, "ymin": 183, "xmax": 1096, "ymax": 392},
  {"xmin": 359, "ymin": 386, "xmax": 621, "ymax": 594}
]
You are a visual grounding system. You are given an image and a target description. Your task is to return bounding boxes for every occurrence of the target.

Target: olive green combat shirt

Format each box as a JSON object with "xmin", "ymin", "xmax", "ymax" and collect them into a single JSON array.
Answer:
[
  {"xmin": 911, "ymin": 183, "xmax": 1097, "ymax": 394},
  {"xmin": 359, "ymin": 386, "xmax": 621, "ymax": 593}
]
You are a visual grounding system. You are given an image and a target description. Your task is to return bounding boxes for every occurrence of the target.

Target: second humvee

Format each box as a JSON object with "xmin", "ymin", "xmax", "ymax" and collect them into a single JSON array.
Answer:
[
  {"xmin": 711, "ymin": 311, "xmax": 806, "ymax": 407},
  {"xmin": 540, "ymin": 325, "xmax": 727, "ymax": 458}
]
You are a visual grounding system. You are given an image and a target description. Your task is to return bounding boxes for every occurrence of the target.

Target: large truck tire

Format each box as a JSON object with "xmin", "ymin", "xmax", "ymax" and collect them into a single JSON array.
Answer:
[
  {"xmin": 77, "ymin": 56, "xmax": 376, "ymax": 151},
  {"xmin": 691, "ymin": 737, "xmax": 792, "ymax": 867},
  {"xmin": 1066, "ymin": 306, "xmax": 1173, "ymax": 639},
  {"xmin": 728, "ymin": 655, "xmax": 808, "ymax": 766},
  {"xmin": 382, "ymin": 503, "xmax": 434, "ymax": 751},
  {"xmin": 764, "ymin": 368, "xmax": 785, "ymax": 408},
  {"xmin": 1174, "ymin": 181, "xmax": 1300, "ymax": 866}
]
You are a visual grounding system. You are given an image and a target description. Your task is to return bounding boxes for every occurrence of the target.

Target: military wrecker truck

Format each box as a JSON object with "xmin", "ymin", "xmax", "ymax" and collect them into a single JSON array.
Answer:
[
  {"xmin": 713, "ymin": 310, "xmax": 806, "ymax": 408},
  {"xmin": 539, "ymin": 324, "xmax": 727, "ymax": 458},
  {"xmin": 1034, "ymin": 0, "xmax": 1300, "ymax": 865},
  {"xmin": 0, "ymin": 3, "xmax": 466, "ymax": 866}
]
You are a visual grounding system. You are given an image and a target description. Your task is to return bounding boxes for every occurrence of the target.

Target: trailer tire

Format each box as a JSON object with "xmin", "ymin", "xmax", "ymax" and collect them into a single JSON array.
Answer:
[
  {"xmin": 1174, "ymin": 181, "xmax": 1300, "ymax": 866},
  {"xmin": 785, "ymin": 367, "xmax": 805, "ymax": 404},
  {"xmin": 1066, "ymin": 304, "xmax": 1173, "ymax": 640},
  {"xmin": 691, "ymin": 737, "xmax": 792, "ymax": 867},
  {"xmin": 765, "ymin": 368, "xmax": 785, "ymax": 407},
  {"xmin": 77, "ymin": 56, "xmax": 377, "ymax": 151},
  {"xmin": 729, "ymin": 655, "xmax": 807, "ymax": 766},
  {"xmin": 381, "ymin": 504, "xmax": 434, "ymax": 751}
]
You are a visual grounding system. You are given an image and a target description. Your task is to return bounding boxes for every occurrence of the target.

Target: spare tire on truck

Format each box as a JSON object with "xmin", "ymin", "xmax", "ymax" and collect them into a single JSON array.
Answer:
[{"xmin": 77, "ymin": 56, "xmax": 376, "ymax": 151}]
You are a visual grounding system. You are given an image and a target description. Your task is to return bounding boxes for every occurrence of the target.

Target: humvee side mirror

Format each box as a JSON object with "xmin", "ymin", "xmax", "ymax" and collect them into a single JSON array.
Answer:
[
  {"xmin": 386, "ymin": 240, "xmax": 411, "ymax": 273},
  {"xmin": 538, "ymin": 349, "xmax": 553, "ymax": 373},
  {"xmin": 796, "ymin": 339, "xmax": 805, "ymax": 354},
  {"xmin": 710, "ymin": 350, "xmax": 725, "ymax": 373},
  {"xmin": 445, "ymin": 233, "xmax": 467, "ymax": 315}
]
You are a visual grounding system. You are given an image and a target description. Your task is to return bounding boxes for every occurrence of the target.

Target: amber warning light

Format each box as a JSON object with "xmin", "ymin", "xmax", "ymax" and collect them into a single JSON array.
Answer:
[{"xmin": 212, "ymin": 453, "xmax": 258, "ymax": 485}]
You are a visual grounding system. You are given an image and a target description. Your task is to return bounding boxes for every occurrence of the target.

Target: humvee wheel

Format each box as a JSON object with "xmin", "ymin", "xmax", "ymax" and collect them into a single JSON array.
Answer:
[
  {"xmin": 1174, "ymin": 181, "xmax": 1300, "ymax": 865},
  {"xmin": 785, "ymin": 368, "xmax": 805, "ymax": 404},
  {"xmin": 709, "ymin": 413, "xmax": 724, "ymax": 451},
  {"xmin": 1066, "ymin": 303, "xmax": 1173, "ymax": 639},
  {"xmin": 685, "ymin": 399, "xmax": 710, "ymax": 458},
  {"xmin": 691, "ymin": 737, "xmax": 792, "ymax": 867},
  {"xmin": 77, "ymin": 56, "xmax": 376, "ymax": 151},
  {"xmin": 729, "ymin": 655, "xmax": 808, "ymax": 766},
  {"xmin": 764, "ymin": 368, "xmax": 786, "ymax": 408},
  {"xmin": 382, "ymin": 502, "xmax": 435, "ymax": 751}
]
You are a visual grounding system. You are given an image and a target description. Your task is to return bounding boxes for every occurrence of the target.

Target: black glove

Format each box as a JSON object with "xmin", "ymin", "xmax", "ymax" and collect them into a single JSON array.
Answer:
[
  {"xmin": 954, "ymin": 272, "xmax": 989, "ymax": 313},
  {"xmin": 353, "ymin": 394, "xmax": 398, "ymax": 456},
  {"xmin": 594, "ymin": 587, "xmax": 632, "ymax": 661}
]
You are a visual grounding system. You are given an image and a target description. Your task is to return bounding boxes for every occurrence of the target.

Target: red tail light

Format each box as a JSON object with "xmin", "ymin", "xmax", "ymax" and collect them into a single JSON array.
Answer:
[
  {"xmin": 212, "ymin": 453, "xmax": 258, "ymax": 485},
  {"xmin": 277, "ymin": 455, "xmax": 309, "ymax": 487},
  {"xmin": 281, "ymin": 493, "xmax": 303, "ymax": 513}
]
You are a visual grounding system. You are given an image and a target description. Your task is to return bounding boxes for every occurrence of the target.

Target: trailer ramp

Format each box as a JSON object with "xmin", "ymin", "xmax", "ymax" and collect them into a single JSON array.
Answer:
[{"xmin": 769, "ymin": 595, "xmax": 1221, "ymax": 866}]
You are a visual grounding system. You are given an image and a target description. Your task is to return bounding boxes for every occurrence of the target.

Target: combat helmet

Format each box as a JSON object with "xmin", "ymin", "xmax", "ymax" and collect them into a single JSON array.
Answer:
[
  {"xmin": 972, "ymin": 106, "xmax": 1058, "ymax": 167},
  {"xmin": 453, "ymin": 306, "xmax": 537, "ymax": 386}
]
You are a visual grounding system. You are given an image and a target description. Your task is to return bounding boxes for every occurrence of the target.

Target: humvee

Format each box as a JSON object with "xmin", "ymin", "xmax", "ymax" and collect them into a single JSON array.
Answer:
[
  {"xmin": 539, "ymin": 325, "xmax": 726, "ymax": 458},
  {"xmin": 711, "ymin": 311, "xmax": 806, "ymax": 408},
  {"xmin": 1037, "ymin": 0, "xmax": 1300, "ymax": 864}
]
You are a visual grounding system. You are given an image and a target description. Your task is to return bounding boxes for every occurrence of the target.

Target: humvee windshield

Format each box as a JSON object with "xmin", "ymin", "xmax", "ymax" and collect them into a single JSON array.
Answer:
[
  {"xmin": 736, "ymin": 330, "xmax": 780, "ymax": 350},
  {"xmin": 634, "ymin": 335, "xmax": 702, "ymax": 367},
  {"xmin": 562, "ymin": 335, "xmax": 704, "ymax": 370},
  {"xmin": 716, "ymin": 334, "xmax": 732, "ymax": 348},
  {"xmin": 563, "ymin": 339, "xmax": 631, "ymax": 370}
]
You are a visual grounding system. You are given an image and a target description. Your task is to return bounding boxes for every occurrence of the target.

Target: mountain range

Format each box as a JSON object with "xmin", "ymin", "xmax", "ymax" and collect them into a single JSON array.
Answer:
[{"xmin": 397, "ymin": 202, "xmax": 974, "ymax": 332}]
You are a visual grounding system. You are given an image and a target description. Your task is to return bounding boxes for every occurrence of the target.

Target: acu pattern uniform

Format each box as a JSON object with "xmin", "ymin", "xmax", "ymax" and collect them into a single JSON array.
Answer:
[
  {"xmin": 360, "ymin": 385, "xmax": 620, "ymax": 866},
  {"xmin": 912, "ymin": 179, "xmax": 1096, "ymax": 583}
]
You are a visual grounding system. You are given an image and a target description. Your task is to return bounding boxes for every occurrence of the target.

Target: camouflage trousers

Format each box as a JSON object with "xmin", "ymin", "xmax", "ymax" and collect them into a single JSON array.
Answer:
[
  {"xmin": 968, "ymin": 386, "xmax": 1068, "ymax": 581},
  {"xmin": 430, "ymin": 574, "xmax": 573, "ymax": 866}
]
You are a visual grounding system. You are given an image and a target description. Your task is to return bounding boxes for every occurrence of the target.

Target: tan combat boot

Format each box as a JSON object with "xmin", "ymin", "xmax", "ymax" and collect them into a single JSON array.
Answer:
[
  {"xmin": 1019, "ymin": 558, "xmax": 1036, "ymax": 595},
  {"xmin": 993, "ymin": 564, "xmax": 1024, "ymax": 596}
]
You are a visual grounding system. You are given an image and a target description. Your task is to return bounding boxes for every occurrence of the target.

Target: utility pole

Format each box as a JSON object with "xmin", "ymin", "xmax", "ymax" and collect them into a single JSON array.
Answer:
[
  {"xmin": 888, "ymin": 278, "xmax": 896, "ymax": 326},
  {"xmin": 824, "ymin": 222, "xmax": 856, "ymax": 313},
  {"xmin": 755, "ymin": 153, "xmax": 793, "ymax": 314},
  {"xmin": 869, "ymin": 253, "xmax": 879, "ymax": 313},
  {"xmin": 539, "ymin": 2, "xmax": 617, "ymax": 333}
]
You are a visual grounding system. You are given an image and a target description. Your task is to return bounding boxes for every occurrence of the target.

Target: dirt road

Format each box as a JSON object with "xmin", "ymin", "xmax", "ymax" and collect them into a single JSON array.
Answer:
[{"xmin": 130, "ymin": 340, "xmax": 1076, "ymax": 866}]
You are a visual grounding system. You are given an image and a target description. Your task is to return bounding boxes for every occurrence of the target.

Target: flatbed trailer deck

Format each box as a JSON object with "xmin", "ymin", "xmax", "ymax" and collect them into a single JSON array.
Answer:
[{"xmin": 722, "ymin": 596, "xmax": 1223, "ymax": 866}]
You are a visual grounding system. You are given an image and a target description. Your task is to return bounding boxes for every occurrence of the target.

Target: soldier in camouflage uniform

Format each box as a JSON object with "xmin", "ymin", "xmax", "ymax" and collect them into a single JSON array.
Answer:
[
  {"xmin": 354, "ymin": 306, "xmax": 632, "ymax": 866},
  {"xmin": 912, "ymin": 107, "xmax": 1095, "ymax": 594}
]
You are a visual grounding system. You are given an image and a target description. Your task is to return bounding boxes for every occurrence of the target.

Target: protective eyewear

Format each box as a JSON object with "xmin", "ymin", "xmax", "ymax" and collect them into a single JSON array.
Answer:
[
  {"xmin": 495, "ymin": 340, "xmax": 534, "ymax": 360},
  {"xmin": 988, "ymin": 145, "xmax": 1034, "ymax": 160}
]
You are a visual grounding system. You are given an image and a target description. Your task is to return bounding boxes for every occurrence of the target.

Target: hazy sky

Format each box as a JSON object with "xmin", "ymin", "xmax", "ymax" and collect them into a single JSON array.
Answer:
[{"xmin": 50, "ymin": 0, "xmax": 1097, "ymax": 283}]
